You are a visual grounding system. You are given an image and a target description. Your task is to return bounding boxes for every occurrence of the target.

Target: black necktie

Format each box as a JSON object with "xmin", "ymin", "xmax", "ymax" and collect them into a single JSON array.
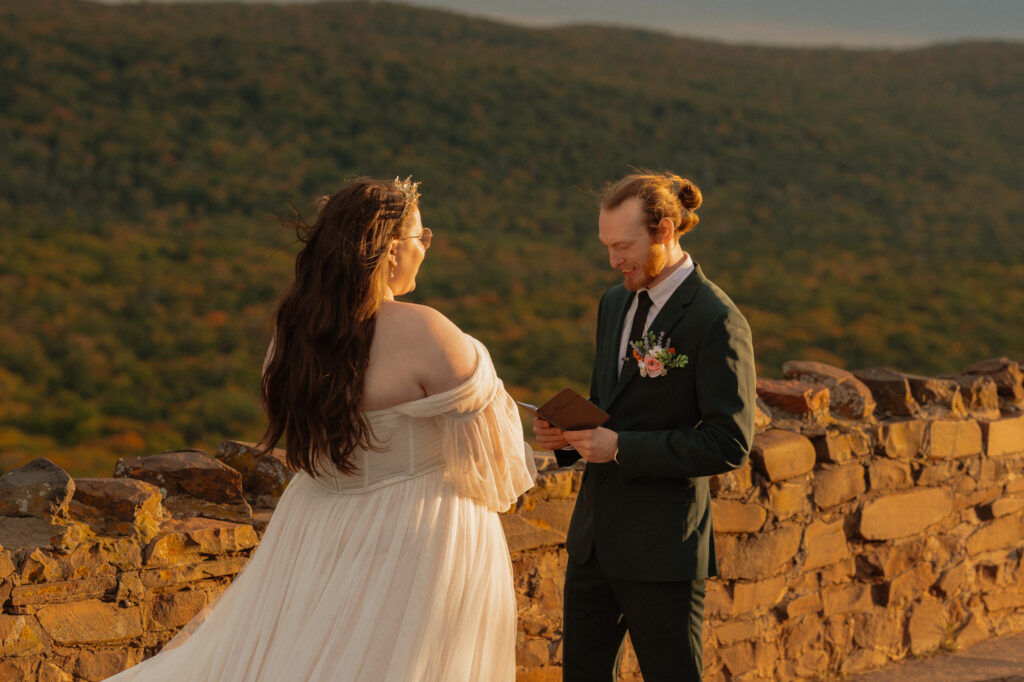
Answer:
[{"xmin": 626, "ymin": 290, "xmax": 653, "ymax": 359}]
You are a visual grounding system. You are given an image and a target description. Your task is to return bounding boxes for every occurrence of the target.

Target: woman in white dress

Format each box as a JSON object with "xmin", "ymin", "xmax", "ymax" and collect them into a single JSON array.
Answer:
[{"xmin": 108, "ymin": 177, "xmax": 536, "ymax": 681}]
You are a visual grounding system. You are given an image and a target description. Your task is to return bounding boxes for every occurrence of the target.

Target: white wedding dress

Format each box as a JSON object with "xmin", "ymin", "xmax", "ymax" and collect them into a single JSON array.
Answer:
[{"xmin": 108, "ymin": 337, "xmax": 536, "ymax": 681}]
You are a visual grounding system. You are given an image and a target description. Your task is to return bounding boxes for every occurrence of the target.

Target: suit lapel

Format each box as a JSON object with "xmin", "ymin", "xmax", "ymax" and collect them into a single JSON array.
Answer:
[
  {"xmin": 605, "ymin": 265, "xmax": 707, "ymax": 409},
  {"xmin": 599, "ymin": 288, "xmax": 634, "ymax": 408}
]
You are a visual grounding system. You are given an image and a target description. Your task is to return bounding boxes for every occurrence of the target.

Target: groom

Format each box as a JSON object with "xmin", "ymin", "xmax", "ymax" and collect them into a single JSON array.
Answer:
[{"xmin": 533, "ymin": 171, "xmax": 756, "ymax": 681}]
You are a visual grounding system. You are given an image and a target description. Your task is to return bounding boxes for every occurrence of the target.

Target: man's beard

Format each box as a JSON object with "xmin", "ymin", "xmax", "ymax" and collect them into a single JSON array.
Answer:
[{"xmin": 625, "ymin": 245, "xmax": 667, "ymax": 291}]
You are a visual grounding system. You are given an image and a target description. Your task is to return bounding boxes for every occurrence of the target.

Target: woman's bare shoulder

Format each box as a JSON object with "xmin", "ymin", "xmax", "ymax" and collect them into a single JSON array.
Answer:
[{"xmin": 377, "ymin": 302, "xmax": 476, "ymax": 391}]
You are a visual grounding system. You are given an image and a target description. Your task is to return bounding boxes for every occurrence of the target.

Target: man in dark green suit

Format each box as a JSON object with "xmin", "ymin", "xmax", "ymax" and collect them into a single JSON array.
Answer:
[{"xmin": 533, "ymin": 172, "xmax": 756, "ymax": 681}]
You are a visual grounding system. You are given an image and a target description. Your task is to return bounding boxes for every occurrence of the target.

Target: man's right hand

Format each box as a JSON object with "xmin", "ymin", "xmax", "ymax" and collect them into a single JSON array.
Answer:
[{"xmin": 532, "ymin": 417, "xmax": 570, "ymax": 451}]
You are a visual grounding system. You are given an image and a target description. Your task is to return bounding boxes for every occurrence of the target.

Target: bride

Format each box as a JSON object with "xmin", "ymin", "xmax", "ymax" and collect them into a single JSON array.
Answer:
[{"xmin": 108, "ymin": 177, "xmax": 536, "ymax": 681}]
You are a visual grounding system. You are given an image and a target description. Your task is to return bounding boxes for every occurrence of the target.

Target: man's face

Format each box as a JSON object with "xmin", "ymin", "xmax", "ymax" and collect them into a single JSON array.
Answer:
[{"xmin": 599, "ymin": 197, "xmax": 665, "ymax": 292}]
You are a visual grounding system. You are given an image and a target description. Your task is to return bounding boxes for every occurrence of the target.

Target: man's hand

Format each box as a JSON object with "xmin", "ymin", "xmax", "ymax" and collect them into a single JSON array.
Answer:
[
  {"xmin": 563, "ymin": 427, "xmax": 619, "ymax": 463},
  {"xmin": 532, "ymin": 417, "xmax": 570, "ymax": 451}
]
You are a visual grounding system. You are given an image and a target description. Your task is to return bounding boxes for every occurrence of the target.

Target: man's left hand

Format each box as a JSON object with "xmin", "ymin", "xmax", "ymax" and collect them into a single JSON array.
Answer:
[{"xmin": 563, "ymin": 427, "xmax": 619, "ymax": 463}]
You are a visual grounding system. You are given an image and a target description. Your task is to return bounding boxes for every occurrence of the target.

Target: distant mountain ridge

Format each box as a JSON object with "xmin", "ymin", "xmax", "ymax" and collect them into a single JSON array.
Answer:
[{"xmin": 1, "ymin": 0, "xmax": 1021, "ymax": 474}]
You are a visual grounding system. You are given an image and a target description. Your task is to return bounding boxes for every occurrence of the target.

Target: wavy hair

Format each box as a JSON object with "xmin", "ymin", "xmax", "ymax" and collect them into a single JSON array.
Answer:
[{"xmin": 259, "ymin": 178, "xmax": 418, "ymax": 476}]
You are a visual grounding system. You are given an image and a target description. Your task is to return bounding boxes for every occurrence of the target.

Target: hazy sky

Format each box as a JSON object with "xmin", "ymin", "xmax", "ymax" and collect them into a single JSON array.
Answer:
[{"xmin": 100, "ymin": 0, "xmax": 1024, "ymax": 48}]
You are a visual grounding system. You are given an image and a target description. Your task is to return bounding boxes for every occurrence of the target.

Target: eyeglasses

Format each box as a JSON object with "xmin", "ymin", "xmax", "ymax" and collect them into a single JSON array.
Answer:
[{"xmin": 400, "ymin": 227, "xmax": 433, "ymax": 250}]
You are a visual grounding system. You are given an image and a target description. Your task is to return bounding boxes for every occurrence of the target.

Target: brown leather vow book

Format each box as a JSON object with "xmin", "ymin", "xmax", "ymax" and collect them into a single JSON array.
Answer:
[{"xmin": 517, "ymin": 388, "xmax": 610, "ymax": 431}]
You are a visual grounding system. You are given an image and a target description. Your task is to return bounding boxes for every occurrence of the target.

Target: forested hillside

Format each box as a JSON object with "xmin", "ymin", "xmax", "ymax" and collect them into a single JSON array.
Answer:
[{"xmin": 1, "ymin": 0, "xmax": 1021, "ymax": 475}]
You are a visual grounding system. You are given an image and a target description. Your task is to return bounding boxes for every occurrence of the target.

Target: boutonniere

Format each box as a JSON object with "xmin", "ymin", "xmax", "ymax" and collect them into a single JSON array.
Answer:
[{"xmin": 630, "ymin": 331, "xmax": 689, "ymax": 378}]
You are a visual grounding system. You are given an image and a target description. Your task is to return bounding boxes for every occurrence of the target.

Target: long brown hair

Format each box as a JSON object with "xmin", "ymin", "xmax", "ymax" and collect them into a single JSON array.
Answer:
[
  {"xmin": 260, "ymin": 178, "xmax": 419, "ymax": 476},
  {"xmin": 602, "ymin": 170, "xmax": 702, "ymax": 237}
]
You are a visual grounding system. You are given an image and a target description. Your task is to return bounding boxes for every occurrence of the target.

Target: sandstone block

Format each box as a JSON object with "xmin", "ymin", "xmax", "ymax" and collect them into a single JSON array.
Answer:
[
  {"xmin": 936, "ymin": 563, "xmax": 967, "ymax": 598},
  {"xmin": 966, "ymin": 515, "xmax": 1024, "ymax": 555},
  {"xmin": 819, "ymin": 556, "xmax": 856, "ymax": 584},
  {"xmin": 716, "ymin": 525, "xmax": 802, "ymax": 580},
  {"xmin": 982, "ymin": 591, "xmax": 1024, "ymax": 611},
  {"xmin": 710, "ymin": 499, "xmax": 766, "ymax": 533},
  {"xmin": 116, "ymin": 450, "xmax": 252, "ymax": 524},
  {"xmin": 501, "ymin": 514, "xmax": 564, "ymax": 554},
  {"xmin": 76, "ymin": 648, "xmax": 140, "ymax": 681},
  {"xmin": 903, "ymin": 374, "xmax": 967, "ymax": 417},
  {"xmin": 922, "ymin": 419, "xmax": 982, "ymax": 459},
  {"xmin": 785, "ymin": 592, "xmax": 823, "ymax": 618},
  {"xmin": 756, "ymin": 378, "xmax": 830, "ymax": 422},
  {"xmin": 888, "ymin": 563, "xmax": 937, "ymax": 606},
  {"xmin": 879, "ymin": 419, "xmax": 926, "ymax": 459},
  {"xmin": 144, "ymin": 517, "xmax": 258, "ymax": 567},
  {"xmin": 704, "ymin": 580, "xmax": 733, "ymax": 622},
  {"xmin": 0, "ymin": 613, "xmax": 50, "ymax": 657},
  {"xmin": 961, "ymin": 357, "xmax": 1024, "ymax": 403},
  {"xmin": 139, "ymin": 556, "xmax": 250, "ymax": 589},
  {"xmin": 990, "ymin": 497, "xmax": 1024, "ymax": 517},
  {"xmin": 36, "ymin": 599, "xmax": 143, "ymax": 645},
  {"xmin": 717, "ymin": 640, "xmax": 777, "ymax": 680},
  {"xmin": 0, "ymin": 516, "xmax": 91, "ymax": 554},
  {"xmin": 10, "ymin": 575, "xmax": 118, "ymax": 607},
  {"xmin": 714, "ymin": 619, "xmax": 760, "ymax": 646},
  {"xmin": 915, "ymin": 460, "xmax": 956, "ymax": 487},
  {"xmin": 514, "ymin": 498, "xmax": 576, "ymax": 539},
  {"xmin": 750, "ymin": 430, "xmax": 815, "ymax": 482},
  {"xmin": 0, "ymin": 657, "xmax": 39, "ymax": 680},
  {"xmin": 812, "ymin": 463, "xmax": 865, "ymax": 509},
  {"xmin": 802, "ymin": 518, "xmax": 850, "ymax": 570},
  {"xmin": 981, "ymin": 415, "xmax": 1024, "ymax": 457},
  {"xmin": 860, "ymin": 488, "xmax": 953, "ymax": 540},
  {"xmin": 146, "ymin": 589, "xmax": 209, "ymax": 630},
  {"xmin": 853, "ymin": 608, "xmax": 902, "ymax": 651},
  {"xmin": 811, "ymin": 428, "xmax": 870, "ymax": 464},
  {"xmin": 957, "ymin": 484, "xmax": 1002, "ymax": 511},
  {"xmin": 783, "ymin": 361, "xmax": 877, "ymax": 419},
  {"xmin": 709, "ymin": 463, "xmax": 753, "ymax": 498},
  {"xmin": 515, "ymin": 669, "xmax": 562, "ymax": 682},
  {"xmin": 840, "ymin": 648, "xmax": 891, "ymax": 676},
  {"xmin": 954, "ymin": 611, "xmax": 991, "ymax": 650},
  {"xmin": 908, "ymin": 595, "xmax": 946, "ymax": 655},
  {"xmin": 853, "ymin": 368, "xmax": 920, "ymax": 417},
  {"xmin": 954, "ymin": 375, "xmax": 1001, "ymax": 420},
  {"xmin": 0, "ymin": 545, "xmax": 14, "ymax": 579},
  {"xmin": 822, "ymin": 584, "xmax": 873, "ymax": 617},
  {"xmin": 768, "ymin": 480, "xmax": 809, "ymax": 520},
  {"xmin": 73, "ymin": 478, "xmax": 165, "ymax": 543},
  {"xmin": 215, "ymin": 440, "xmax": 295, "ymax": 500},
  {"xmin": 867, "ymin": 459, "xmax": 913, "ymax": 492},
  {"xmin": 754, "ymin": 398, "xmax": 772, "ymax": 430},
  {"xmin": 0, "ymin": 459, "xmax": 75, "ymax": 519},
  {"xmin": 38, "ymin": 661, "xmax": 73, "ymax": 682},
  {"xmin": 731, "ymin": 575, "xmax": 787, "ymax": 616},
  {"xmin": 781, "ymin": 614, "xmax": 824, "ymax": 659}
]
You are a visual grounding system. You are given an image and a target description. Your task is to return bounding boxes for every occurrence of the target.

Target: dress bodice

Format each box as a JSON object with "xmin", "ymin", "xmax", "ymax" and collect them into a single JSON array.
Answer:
[
  {"xmin": 307, "ymin": 410, "xmax": 447, "ymax": 493},
  {"xmin": 306, "ymin": 336, "xmax": 536, "ymax": 511}
]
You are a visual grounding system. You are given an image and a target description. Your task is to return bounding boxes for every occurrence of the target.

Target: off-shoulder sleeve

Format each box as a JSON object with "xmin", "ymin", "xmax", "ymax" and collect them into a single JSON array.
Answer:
[{"xmin": 394, "ymin": 337, "xmax": 536, "ymax": 512}]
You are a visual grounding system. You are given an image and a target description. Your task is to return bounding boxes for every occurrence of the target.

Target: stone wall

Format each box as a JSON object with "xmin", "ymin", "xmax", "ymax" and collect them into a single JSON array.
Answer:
[
  {"xmin": 1, "ymin": 357, "xmax": 1023, "ymax": 681},
  {"xmin": 508, "ymin": 356, "xmax": 1024, "ymax": 681}
]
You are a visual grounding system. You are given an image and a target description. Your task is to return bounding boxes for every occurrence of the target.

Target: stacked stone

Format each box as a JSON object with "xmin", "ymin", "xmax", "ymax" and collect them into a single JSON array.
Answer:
[
  {"xmin": 2, "ymin": 357, "xmax": 1022, "ymax": 682},
  {"xmin": 0, "ymin": 444, "xmax": 290, "ymax": 681},
  {"xmin": 507, "ymin": 357, "xmax": 1024, "ymax": 681}
]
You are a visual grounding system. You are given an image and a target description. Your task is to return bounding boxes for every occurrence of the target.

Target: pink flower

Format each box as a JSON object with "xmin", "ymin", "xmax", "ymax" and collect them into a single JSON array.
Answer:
[{"xmin": 644, "ymin": 355, "xmax": 664, "ymax": 378}]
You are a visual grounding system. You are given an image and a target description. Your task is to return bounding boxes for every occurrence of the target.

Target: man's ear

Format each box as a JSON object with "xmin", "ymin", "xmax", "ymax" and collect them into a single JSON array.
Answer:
[{"xmin": 653, "ymin": 218, "xmax": 675, "ymax": 244}]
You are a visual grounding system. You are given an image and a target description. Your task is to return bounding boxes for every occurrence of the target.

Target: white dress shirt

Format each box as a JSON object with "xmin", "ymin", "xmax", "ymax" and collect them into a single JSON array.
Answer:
[{"xmin": 618, "ymin": 253, "xmax": 695, "ymax": 371}]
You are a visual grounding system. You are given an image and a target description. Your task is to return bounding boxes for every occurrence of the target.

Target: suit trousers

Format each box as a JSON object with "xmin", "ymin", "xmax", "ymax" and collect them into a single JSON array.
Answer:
[{"xmin": 562, "ymin": 552, "xmax": 705, "ymax": 682}]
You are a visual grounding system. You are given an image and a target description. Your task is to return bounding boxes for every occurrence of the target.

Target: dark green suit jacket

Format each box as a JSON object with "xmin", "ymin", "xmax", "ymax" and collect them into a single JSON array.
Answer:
[{"xmin": 557, "ymin": 265, "xmax": 756, "ymax": 582}]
